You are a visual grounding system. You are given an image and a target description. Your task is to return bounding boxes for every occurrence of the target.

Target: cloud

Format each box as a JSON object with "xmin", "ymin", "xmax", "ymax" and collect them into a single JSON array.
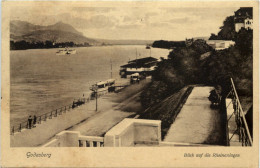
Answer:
[
  {"xmin": 72, "ymin": 7, "xmax": 116, "ymax": 13},
  {"xmin": 84, "ymin": 15, "xmax": 117, "ymax": 29},
  {"xmin": 150, "ymin": 22, "xmax": 175, "ymax": 28},
  {"xmin": 117, "ymin": 24, "xmax": 142, "ymax": 29},
  {"xmin": 168, "ymin": 17, "xmax": 196, "ymax": 24},
  {"xmin": 9, "ymin": 5, "xmax": 239, "ymax": 40}
]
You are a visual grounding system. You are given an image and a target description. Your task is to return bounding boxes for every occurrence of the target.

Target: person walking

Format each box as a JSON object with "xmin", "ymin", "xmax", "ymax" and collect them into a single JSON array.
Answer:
[
  {"xmin": 33, "ymin": 115, "xmax": 37, "ymax": 127},
  {"xmin": 28, "ymin": 115, "xmax": 33, "ymax": 129}
]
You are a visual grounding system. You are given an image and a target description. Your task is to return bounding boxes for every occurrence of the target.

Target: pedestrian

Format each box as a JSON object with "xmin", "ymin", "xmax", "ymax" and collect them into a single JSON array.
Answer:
[
  {"xmin": 33, "ymin": 115, "xmax": 37, "ymax": 127},
  {"xmin": 28, "ymin": 115, "xmax": 32, "ymax": 129}
]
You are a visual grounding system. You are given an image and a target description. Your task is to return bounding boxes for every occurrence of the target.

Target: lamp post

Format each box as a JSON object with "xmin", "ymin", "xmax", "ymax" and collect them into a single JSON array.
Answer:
[
  {"xmin": 92, "ymin": 84, "xmax": 98, "ymax": 112},
  {"xmin": 96, "ymin": 89, "xmax": 98, "ymax": 112}
]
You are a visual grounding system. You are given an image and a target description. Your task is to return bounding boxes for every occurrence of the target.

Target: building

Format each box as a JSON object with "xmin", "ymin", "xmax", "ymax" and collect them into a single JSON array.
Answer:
[
  {"xmin": 206, "ymin": 40, "xmax": 235, "ymax": 50},
  {"xmin": 119, "ymin": 57, "xmax": 158, "ymax": 78},
  {"xmin": 234, "ymin": 7, "xmax": 253, "ymax": 32}
]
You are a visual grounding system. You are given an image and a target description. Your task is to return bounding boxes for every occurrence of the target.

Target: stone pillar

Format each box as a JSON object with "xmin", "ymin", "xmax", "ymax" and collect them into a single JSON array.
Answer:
[{"xmin": 83, "ymin": 141, "xmax": 86, "ymax": 147}]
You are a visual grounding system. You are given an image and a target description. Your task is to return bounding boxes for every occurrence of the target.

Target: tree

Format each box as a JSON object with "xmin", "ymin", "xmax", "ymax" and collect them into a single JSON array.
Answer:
[
  {"xmin": 209, "ymin": 16, "xmax": 236, "ymax": 40},
  {"xmin": 235, "ymin": 28, "xmax": 253, "ymax": 57}
]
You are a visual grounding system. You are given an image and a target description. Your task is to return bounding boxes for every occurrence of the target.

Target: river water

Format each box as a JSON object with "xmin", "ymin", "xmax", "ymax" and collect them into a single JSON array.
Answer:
[{"xmin": 10, "ymin": 45, "xmax": 170, "ymax": 127}]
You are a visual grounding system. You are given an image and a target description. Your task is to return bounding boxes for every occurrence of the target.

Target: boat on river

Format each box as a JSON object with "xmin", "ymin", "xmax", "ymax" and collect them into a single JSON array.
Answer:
[{"xmin": 56, "ymin": 48, "xmax": 77, "ymax": 55}]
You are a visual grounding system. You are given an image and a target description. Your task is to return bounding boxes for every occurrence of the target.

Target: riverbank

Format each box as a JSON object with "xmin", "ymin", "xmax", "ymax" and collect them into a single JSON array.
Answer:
[
  {"xmin": 11, "ymin": 79, "xmax": 151, "ymax": 147},
  {"xmin": 10, "ymin": 45, "xmax": 170, "ymax": 128}
]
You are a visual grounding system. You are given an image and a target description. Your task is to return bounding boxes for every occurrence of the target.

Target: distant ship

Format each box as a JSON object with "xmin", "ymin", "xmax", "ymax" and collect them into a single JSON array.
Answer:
[
  {"xmin": 56, "ymin": 48, "xmax": 77, "ymax": 55},
  {"xmin": 146, "ymin": 45, "xmax": 151, "ymax": 49}
]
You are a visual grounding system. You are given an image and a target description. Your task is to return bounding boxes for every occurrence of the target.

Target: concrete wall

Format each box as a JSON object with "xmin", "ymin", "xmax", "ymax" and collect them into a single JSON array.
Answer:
[
  {"xmin": 43, "ymin": 119, "xmax": 161, "ymax": 147},
  {"xmin": 134, "ymin": 124, "xmax": 161, "ymax": 144},
  {"xmin": 235, "ymin": 23, "xmax": 245, "ymax": 32},
  {"xmin": 43, "ymin": 139, "xmax": 61, "ymax": 147},
  {"xmin": 119, "ymin": 124, "xmax": 135, "ymax": 147},
  {"xmin": 43, "ymin": 131, "xmax": 104, "ymax": 147},
  {"xmin": 43, "ymin": 131, "xmax": 80, "ymax": 147},
  {"xmin": 104, "ymin": 119, "xmax": 161, "ymax": 147}
]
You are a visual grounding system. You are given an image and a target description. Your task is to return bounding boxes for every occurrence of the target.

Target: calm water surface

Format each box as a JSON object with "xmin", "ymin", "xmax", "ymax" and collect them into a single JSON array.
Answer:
[{"xmin": 10, "ymin": 45, "xmax": 170, "ymax": 126}]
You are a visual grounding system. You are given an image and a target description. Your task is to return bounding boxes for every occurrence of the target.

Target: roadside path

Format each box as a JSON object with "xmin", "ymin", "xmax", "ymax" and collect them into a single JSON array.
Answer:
[
  {"xmin": 67, "ymin": 92, "xmax": 140, "ymax": 136},
  {"xmin": 164, "ymin": 87, "xmax": 226, "ymax": 145},
  {"xmin": 11, "ymin": 97, "xmax": 109, "ymax": 147},
  {"xmin": 11, "ymin": 79, "xmax": 147, "ymax": 147}
]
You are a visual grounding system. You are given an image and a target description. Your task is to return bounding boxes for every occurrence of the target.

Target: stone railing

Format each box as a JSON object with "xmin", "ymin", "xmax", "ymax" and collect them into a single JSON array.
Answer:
[
  {"xmin": 42, "ymin": 131, "xmax": 104, "ymax": 147},
  {"xmin": 78, "ymin": 135, "xmax": 104, "ymax": 147},
  {"xmin": 104, "ymin": 118, "xmax": 161, "ymax": 147},
  {"xmin": 43, "ymin": 119, "xmax": 161, "ymax": 147}
]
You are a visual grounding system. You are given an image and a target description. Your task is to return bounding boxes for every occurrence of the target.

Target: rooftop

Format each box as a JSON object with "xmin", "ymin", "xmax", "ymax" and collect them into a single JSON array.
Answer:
[
  {"xmin": 234, "ymin": 7, "xmax": 253, "ymax": 23},
  {"xmin": 121, "ymin": 57, "xmax": 158, "ymax": 68}
]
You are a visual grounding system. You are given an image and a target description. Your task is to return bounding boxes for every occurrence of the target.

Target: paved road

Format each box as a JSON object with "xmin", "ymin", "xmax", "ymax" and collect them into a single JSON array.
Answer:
[
  {"xmin": 10, "ymin": 81, "xmax": 145, "ymax": 147},
  {"xmin": 164, "ymin": 87, "xmax": 226, "ymax": 145}
]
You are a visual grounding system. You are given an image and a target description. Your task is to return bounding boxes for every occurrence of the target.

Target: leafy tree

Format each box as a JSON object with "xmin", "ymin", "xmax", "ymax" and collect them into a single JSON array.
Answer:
[{"xmin": 209, "ymin": 16, "xmax": 236, "ymax": 40}]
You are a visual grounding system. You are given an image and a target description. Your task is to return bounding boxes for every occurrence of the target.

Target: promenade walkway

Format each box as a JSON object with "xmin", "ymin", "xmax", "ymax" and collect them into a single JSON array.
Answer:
[
  {"xmin": 164, "ymin": 87, "xmax": 226, "ymax": 145},
  {"xmin": 11, "ymin": 79, "xmax": 147, "ymax": 147},
  {"xmin": 11, "ymin": 93, "xmax": 136, "ymax": 147},
  {"xmin": 10, "ymin": 96, "xmax": 107, "ymax": 147}
]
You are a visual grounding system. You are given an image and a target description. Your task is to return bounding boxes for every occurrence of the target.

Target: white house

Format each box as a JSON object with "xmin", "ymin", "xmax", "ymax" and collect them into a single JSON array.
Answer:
[
  {"xmin": 206, "ymin": 40, "xmax": 235, "ymax": 50},
  {"xmin": 234, "ymin": 7, "xmax": 253, "ymax": 32}
]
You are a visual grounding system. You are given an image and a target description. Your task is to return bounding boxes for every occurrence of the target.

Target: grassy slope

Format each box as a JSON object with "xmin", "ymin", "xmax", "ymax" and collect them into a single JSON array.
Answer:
[{"xmin": 139, "ymin": 86, "xmax": 193, "ymax": 139}]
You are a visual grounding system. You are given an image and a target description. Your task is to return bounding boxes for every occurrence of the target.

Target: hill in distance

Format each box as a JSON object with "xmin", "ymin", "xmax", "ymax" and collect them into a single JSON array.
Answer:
[
  {"xmin": 10, "ymin": 20, "xmax": 156, "ymax": 46},
  {"xmin": 10, "ymin": 20, "xmax": 98, "ymax": 45}
]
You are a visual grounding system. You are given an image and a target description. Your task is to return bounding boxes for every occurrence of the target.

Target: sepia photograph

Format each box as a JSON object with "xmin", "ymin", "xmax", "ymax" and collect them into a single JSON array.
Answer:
[{"xmin": 1, "ymin": 1, "xmax": 259, "ymax": 167}]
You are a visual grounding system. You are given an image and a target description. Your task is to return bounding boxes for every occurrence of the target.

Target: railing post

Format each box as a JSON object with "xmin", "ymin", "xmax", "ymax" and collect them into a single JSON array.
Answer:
[
  {"xmin": 19, "ymin": 124, "xmax": 22, "ymax": 132},
  {"xmin": 83, "ymin": 141, "xmax": 86, "ymax": 147},
  {"xmin": 230, "ymin": 78, "xmax": 253, "ymax": 146},
  {"xmin": 12, "ymin": 126, "xmax": 14, "ymax": 135},
  {"xmin": 39, "ymin": 116, "xmax": 41, "ymax": 124},
  {"xmin": 55, "ymin": 109, "xmax": 58, "ymax": 117}
]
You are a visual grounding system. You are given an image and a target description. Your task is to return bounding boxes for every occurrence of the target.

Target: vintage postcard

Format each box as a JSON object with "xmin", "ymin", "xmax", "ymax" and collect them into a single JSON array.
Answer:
[{"xmin": 1, "ymin": 0, "xmax": 259, "ymax": 167}]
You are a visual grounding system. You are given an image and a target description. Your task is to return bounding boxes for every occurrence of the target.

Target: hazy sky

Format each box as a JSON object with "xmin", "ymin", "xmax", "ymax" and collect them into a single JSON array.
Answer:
[{"xmin": 11, "ymin": 5, "xmax": 239, "ymax": 41}]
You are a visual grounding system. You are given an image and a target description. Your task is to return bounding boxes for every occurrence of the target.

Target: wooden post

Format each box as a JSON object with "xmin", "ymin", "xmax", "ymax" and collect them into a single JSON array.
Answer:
[
  {"xmin": 96, "ymin": 91, "xmax": 98, "ymax": 111},
  {"xmin": 19, "ymin": 124, "xmax": 22, "ymax": 132},
  {"xmin": 39, "ymin": 116, "xmax": 41, "ymax": 124},
  {"xmin": 55, "ymin": 109, "xmax": 58, "ymax": 117},
  {"xmin": 50, "ymin": 112, "xmax": 52, "ymax": 119},
  {"xmin": 12, "ymin": 126, "xmax": 14, "ymax": 135}
]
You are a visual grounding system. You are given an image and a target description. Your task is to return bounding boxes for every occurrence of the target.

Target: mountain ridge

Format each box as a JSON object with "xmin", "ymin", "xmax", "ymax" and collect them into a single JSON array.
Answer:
[{"xmin": 10, "ymin": 20, "xmax": 98, "ymax": 45}]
